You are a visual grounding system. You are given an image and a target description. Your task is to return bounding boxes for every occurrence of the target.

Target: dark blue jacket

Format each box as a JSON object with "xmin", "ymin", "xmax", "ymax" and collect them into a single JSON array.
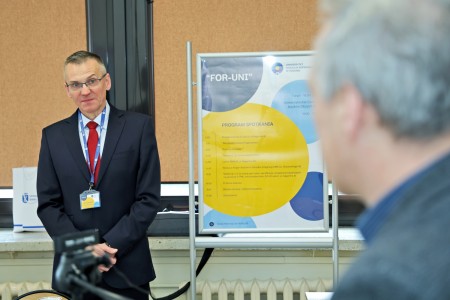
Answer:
[
  {"xmin": 37, "ymin": 104, "xmax": 161, "ymax": 289},
  {"xmin": 332, "ymin": 152, "xmax": 450, "ymax": 299}
]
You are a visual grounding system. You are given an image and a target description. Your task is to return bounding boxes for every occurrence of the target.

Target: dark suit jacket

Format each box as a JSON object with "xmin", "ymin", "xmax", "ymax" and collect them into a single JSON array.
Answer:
[
  {"xmin": 332, "ymin": 152, "xmax": 450, "ymax": 299},
  {"xmin": 37, "ymin": 104, "xmax": 161, "ymax": 289}
]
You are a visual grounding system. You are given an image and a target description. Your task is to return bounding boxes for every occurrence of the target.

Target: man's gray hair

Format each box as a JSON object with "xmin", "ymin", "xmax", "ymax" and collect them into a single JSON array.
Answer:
[
  {"xmin": 313, "ymin": 0, "xmax": 450, "ymax": 138},
  {"xmin": 64, "ymin": 50, "xmax": 107, "ymax": 75}
]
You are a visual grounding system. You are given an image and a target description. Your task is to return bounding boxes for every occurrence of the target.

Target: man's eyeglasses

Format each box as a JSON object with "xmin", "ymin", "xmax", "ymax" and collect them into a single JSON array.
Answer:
[{"xmin": 65, "ymin": 73, "xmax": 107, "ymax": 92}]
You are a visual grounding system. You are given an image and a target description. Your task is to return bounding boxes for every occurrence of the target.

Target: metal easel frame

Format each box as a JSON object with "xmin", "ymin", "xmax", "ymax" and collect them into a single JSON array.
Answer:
[{"xmin": 186, "ymin": 41, "xmax": 339, "ymax": 299}]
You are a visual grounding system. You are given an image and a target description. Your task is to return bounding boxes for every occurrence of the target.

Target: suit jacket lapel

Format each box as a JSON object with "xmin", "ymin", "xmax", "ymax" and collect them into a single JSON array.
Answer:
[
  {"xmin": 97, "ymin": 105, "xmax": 125, "ymax": 186},
  {"xmin": 62, "ymin": 110, "xmax": 91, "ymax": 182}
]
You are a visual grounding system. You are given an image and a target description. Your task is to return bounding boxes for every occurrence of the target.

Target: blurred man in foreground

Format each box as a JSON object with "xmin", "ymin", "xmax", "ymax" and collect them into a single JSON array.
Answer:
[{"xmin": 310, "ymin": 0, "xmax": 450, "ymax": 299}]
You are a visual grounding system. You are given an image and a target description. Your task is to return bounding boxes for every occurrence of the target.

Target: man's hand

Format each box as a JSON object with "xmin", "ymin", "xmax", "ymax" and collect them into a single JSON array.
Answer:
[{"xmin": 90, "ymin": 243, "xmax": 118, "ymax": 272}]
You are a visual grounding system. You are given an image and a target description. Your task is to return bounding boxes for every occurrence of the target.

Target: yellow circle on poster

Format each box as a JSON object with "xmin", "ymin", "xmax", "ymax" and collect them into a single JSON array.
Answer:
[{"xmin": 202, "ymin": 103, "xmax": 309, "ymax": 217}]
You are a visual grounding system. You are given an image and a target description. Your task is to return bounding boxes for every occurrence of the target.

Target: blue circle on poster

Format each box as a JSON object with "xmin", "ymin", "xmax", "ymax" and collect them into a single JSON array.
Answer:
[
  {"xmin": 272, "ymin": 80, "xmax": 318, "ymax": 144},
  {"xmin": 204, "ymin": 210, "xmax": 256, "ymax": 229},
  {"xmin": 290, "ymin": 172, "xmax": 324, "ymax": 221}
]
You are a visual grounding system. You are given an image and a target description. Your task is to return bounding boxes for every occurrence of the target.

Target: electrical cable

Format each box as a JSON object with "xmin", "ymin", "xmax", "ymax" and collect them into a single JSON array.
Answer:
[{"xmin": 112, "ymin": 248, "xmax": 214, "ymax": 300}]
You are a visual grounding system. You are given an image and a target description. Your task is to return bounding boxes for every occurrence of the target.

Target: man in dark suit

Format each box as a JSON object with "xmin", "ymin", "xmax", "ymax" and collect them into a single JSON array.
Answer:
[
  {"xmin": 310, "ymin": 0, "xmax": 450, "ymax": 299},
  {"xmin": 37, "ymin": 50, "xmax": 160, "ymax": 299}
]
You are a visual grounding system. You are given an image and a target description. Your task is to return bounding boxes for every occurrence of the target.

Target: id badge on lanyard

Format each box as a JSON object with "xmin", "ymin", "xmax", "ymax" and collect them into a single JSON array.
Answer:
[
  {"xmin": 80, "ymin": 188, "xmax": 101, "ymax": 210},
  {"xmin": 78, "ymin": 108, "xmax": 105, "ymax": 210}
]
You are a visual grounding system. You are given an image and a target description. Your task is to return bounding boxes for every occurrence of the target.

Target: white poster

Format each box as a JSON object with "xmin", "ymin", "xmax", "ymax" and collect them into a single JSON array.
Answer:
[
  {"xmin": 197, "ymin": 51, "xmax": 328, "ymax": 233},
  {"xmin": 13, "ymin": 167, "xmax": 45, "ymax": 232}
]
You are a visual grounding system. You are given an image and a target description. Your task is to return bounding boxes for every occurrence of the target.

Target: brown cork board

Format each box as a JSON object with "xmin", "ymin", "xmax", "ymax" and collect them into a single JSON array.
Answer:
[
  {"xmin": 0, "ymin": 0, "xmax": 87, "ymax": 186},
  {"xmin": 153, "ymin": 0, "xmax": 319, "ymax": 182},
  {"xmin": 0, "ymin": 0, "xmax": 319, "ymax": 186}
]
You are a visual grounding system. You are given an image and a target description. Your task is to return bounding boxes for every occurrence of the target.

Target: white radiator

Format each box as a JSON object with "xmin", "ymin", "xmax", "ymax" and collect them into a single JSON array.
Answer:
[
  {"xmin": 0, "ymin": 281, "xmax": 51, "ymax": 300},
  {"xmin": 181, "ymin": 278, "xmax": 332, "ymax": 300},
  {"xmin": 0, "ymin": 278, "xmax": 332, "ymax": 300}
]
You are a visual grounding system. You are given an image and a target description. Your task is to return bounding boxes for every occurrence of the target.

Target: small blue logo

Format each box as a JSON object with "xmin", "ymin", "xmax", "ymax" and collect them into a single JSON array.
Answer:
[
  {"xmin": 272, "ymin": 62, "xmax": 283, "ymax": 75},
  {"xmin": 21, "ymin": 193, "xmax": 37, "ymax": 204},
  {"xmin": 22, "ymin": 193, "xmax": 29, "ymax": 203}
]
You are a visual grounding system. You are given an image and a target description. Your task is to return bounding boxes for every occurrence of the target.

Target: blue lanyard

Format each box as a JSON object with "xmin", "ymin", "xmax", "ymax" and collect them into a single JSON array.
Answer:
[{"xmin": 78, "ymin": 108, "xmax": 106, "ymax": 186}]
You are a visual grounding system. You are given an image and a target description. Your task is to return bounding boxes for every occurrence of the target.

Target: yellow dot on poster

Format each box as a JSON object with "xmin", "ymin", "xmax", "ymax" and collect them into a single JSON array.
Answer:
[{"xmin": 202, "ymin": 103, "xmax": 309, "ymax": 217}]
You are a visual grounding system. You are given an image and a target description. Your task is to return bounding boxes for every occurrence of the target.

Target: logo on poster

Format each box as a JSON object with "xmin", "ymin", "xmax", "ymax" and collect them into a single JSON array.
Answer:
[
  {"xmin": 272, "ymin": 62, "xmax": 283, "ymax": 75},
  {"xmin": 21, "ymin": 193, "xmax": 38, "ymax": 204}
]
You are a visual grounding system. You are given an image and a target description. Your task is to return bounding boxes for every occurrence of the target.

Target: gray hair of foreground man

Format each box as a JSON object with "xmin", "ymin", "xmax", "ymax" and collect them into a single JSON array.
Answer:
[{"xmin": 313, "ymin": 0, "xmax": 450, "ymax": 138}]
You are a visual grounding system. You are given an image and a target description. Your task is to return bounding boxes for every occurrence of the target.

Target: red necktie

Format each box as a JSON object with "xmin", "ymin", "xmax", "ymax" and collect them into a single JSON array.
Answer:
[{"xmin": 86, "ymin": 121, "xmax": 101, "ymax": 184}]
